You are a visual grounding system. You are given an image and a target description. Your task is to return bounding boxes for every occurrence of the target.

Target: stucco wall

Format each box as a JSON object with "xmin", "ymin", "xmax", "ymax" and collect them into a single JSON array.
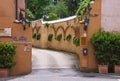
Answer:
[
  {"xmin": 0, "ymin": 0, "xmax": 32, "ymax": 75},
  {"xmin": 101, "ymin": 0, "xmax": 120, "ymax": 32},
  {"xmin": 32, "ymin": 0, "xmax": 101, "ymax": 71},
  {"xmin": 32, "ymin": 16, "xmax": 81, "ymax": 54}
]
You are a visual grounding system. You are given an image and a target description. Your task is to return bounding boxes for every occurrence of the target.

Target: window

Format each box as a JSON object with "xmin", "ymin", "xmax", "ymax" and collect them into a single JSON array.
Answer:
[{"xmin": 15, "ymin": 0, "xmax": 26, "ymax": 20}]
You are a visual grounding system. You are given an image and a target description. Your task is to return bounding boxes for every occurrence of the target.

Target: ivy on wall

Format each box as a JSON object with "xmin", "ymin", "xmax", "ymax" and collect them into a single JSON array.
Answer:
[
  {"xmin": 36, "ymin": 33, "xmax": 41, "ymax": 40},
  {"xmin": 56, "ymin": 34, "xmax": 62, "ymax": 41},
  {"xmin": 32, "ymin": 33, "xmax": 41, "ymax": 40},
  {"xmin": 66, "ymin": 34, "xmax": 72, "ymax": 41},
  {"xmin": 32, "ymin": 33, "xmax": 37, "ymax": 39},
  {"xmin": 73, "ymin": 36, "xmax": 80, "ymax": 46},
  {"xmin": 48, "ymin": 34, "xmax": 53, "ymax": 41}
]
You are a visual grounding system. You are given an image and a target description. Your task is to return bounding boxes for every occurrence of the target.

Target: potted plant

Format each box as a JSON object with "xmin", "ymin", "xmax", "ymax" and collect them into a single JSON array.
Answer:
[
  {"xmin": 114, "ymin": 63, "xmax": 120, "ymax": 74},
  {"xmin": 0, "ymin": 42, "xmax": 17, "ymax": 77},
  {"xmin": 112, "ymin": 56, "xmax": 120, "ymax": 73},
  {"xmin": 90, "ymin": 31, "xmax": 111, "ymax": 73},
  {"xmin": 109, "ymin": 33, "xmax": 120, "ymax": 73}
]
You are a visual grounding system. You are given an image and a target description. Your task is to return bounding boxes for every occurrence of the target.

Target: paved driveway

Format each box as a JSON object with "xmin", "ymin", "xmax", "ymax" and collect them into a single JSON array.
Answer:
[
  {"xmin": 32, "ymin": 48, "xmax": 79, "ymax": 69},
  {"xmin": 0, "ymin": 48, "xmax": 120, "ymax": 81}
]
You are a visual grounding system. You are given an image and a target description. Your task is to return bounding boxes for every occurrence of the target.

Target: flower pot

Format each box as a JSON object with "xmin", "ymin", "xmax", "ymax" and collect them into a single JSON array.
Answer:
[
  {"xmin": 98, "ymin": 65, "xmax": 108, "ymax": 73},
  {"xmin": 114, "ymin": 65, "xmax": 120, "ymax": 73},
  {"xmin": 0, "ymin": 68, "xmax": 9, "ymax": 77}
]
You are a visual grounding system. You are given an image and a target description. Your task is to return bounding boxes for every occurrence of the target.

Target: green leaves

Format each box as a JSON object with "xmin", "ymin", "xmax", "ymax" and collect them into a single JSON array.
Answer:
[
  {"xmin": 66, "ymin": 34, "xmax": 72, "ymax": 41},
  {"xmin": 27, "ymin": 0, "xmax": 50, "ymax": 19},
  {"xmin": 32, "ymin": 33, "xmax": 37, "ymax": 39},
  {"xmin": 90, "ymin": 31, "xmax": 120, "ymax": 65},
  {"xmin": 48, "ymin": 34, "xmax": 53, "ymax": 41},
  {"xmin": 44, "ymin": 0, "xmax": 68, "ymax": 19},
  {"xmin": 76, "ymin": 0, "xmax": 91, "ymax": 19},
  {"xmin": 32, "ymin": 33, "xmax": 41, "ymax": 40},
  {"xmin": 36, "ymin": 34, "xmax": 41, "ymax": 40},
  {"xmin": 45, "ymin": 13, "xmax": 58, "ymax": 21},
  {"xmin": 56, "ymin": 34, "xmax": 62, "ymax": 41},
  {"xmin": 73, "ymin": 36, "xmax": 80, "ymax": 46},
  {"xmin": 0, "ymin": 42, "xmax": 17, "ymax": 68}
]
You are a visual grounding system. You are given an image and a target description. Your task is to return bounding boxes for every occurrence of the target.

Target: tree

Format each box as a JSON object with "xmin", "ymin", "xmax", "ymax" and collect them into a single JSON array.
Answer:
[
  {"xmin": 44, "ymin": 0, "xmax": 68, "ymax": 19},
  {"xmin": 27, "ymin": 0, "xmax": 50, "ymax": 19},
  {"xmin": 65, "ymin": 0, "xmax": 81, "ymax": 16}
]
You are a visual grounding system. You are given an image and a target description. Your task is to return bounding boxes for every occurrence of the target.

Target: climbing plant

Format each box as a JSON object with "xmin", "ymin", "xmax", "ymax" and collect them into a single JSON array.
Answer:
[
  {"xmin": 66, "ymin": 34, "xmax": 72, "ymax": 41},
  {"xmin": 76, "ymin": 0, "xmax": 91, "ymax": 20},
  {"xmin": 48, "ymin": 34, "xmax": 53, "ymax": 41},
  {"xmin": 32, "ymin": 33, "xmax": 41, "ymax": 40},
  {"xmin": 56, "ymin": 34, "xmax": 62, "ymax": 41},
  {"xmin": 73, "ymin": 36, "xmax": 80, "ymax": 46},
  {"xmin": 32, "ymin": 33, "xmax": 37, "ymax": 39},
  {"xmin": 36, "ymin": 33, "xmax": 41, "ymax": 40}
]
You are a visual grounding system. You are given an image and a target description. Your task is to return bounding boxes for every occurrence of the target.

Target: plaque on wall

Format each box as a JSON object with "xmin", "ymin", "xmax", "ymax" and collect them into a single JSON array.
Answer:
[{"xmin": 0, "ymin": 27, "xmax": 12, "ymax": 37}]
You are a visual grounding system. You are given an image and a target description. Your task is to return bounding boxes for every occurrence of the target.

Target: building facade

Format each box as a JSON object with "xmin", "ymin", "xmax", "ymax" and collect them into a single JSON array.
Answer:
[{"xmin": 0, "ymin": 0, "xmax": 32, "ymax": 75}]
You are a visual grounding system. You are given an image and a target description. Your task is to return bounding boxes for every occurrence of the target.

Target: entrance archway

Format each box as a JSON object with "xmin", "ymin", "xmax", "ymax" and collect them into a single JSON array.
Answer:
[{"xmin": 32, "ymin": 48, "xmax": 80, "ymax": 70}]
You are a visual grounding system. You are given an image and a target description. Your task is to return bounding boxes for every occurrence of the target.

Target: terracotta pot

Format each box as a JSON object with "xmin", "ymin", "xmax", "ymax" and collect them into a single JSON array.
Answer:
[
  {"xmin": 0, "ymin": 68, "xmax": 9, "ymax": 77},
  {"xmin": 114, "ymin": 65, "xmax": 120, "ymax": 73},
  {"xmin": 98, "ymin": 65, "xmax": 108, "ymax": 73}
]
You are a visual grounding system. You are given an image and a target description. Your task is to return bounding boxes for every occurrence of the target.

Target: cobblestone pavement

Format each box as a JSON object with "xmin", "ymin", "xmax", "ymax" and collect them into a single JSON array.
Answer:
[{"xmin": 0, "ymin": 48, "xmax": 120, "ymax": 81}]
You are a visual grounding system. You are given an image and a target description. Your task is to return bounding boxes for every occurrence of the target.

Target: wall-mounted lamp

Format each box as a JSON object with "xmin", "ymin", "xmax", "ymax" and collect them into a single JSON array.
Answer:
[
  {"xmin": 22, "ymin": 17, "xmax": 26, "ymax": 30},
  {"xmin": 83, "ymin": 48, "xmax": 88, "ymax": 56},
  {"xmin": 85, "ymin": 17, "xmax": 89, "ymax": 24},
  {"xmin": 84, "ymin": 17, "xmax": 89, "ymax": 31}
]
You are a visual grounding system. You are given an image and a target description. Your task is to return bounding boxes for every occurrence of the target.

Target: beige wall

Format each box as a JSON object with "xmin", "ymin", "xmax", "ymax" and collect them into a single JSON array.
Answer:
[
  {"xmin": 32, "ymin": 0, "xmax": 101, "ymax": 71},
  {"xmin": 0, "ymin": 0, "xmax": 32, "ymax": 75}
]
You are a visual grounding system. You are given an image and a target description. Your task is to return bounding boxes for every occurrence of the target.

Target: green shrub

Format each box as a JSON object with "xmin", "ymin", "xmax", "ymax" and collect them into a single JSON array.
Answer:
[
  {"xmin": 90, "ymin": 31, "xmax": 120, "ymax": 65},
  {"xmin": 73, "ymin": 36, "xmax": 80, "ymax": 46},
  {"xmin": 0, "ymin": 42, "xmax": 17, "ymax": 68},
  {"xmin": 36, "ymin": 33, "xmax": 41, "ymax": 40},
  {"xmin": 45, "ymin": 13, "xmax": 58, "ymax": 21},
  {"xmin": 48, "ymin": 34, "xmax": 53, "ymax": 41},
  {"xmin": 32, "ymin": 33, "xmax": 37, "ymax": 39},
  {"xmin": 56, "ymin": 34, "xmax": 62, "ymax": 41},
  {"xmin": 32, "ymin": 33, "xmax": 41, "ymax": 40},
  {"xmin": 66, "ymin": 34, "xmax": 72, "ymax": 41},
  {"xmin": 90, "ymin": 31, "xmax": 111, "ymax": 64}
]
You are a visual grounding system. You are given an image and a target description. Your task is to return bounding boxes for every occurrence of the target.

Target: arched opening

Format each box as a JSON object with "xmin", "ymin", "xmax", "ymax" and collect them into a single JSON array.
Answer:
[{"xmin": 32, "ymin": 48, "xmax": 80, "ymax": 70}]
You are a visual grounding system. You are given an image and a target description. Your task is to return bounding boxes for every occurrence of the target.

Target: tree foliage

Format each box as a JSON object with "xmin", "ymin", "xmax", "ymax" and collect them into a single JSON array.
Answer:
[
  {"xmin": 65, "ymin": 0, "xmax": 81, "ymax": 16},
  {"xmin": 27, "ymin": 0, "xmax": 82, "ymax": 20},
  {"xmin": 44, "ymin": 0, "xmax": 68, "ymax": 19},
  {"xmin": 27, "ymin": 0, "xmax": 50, "ymax": 19}
]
